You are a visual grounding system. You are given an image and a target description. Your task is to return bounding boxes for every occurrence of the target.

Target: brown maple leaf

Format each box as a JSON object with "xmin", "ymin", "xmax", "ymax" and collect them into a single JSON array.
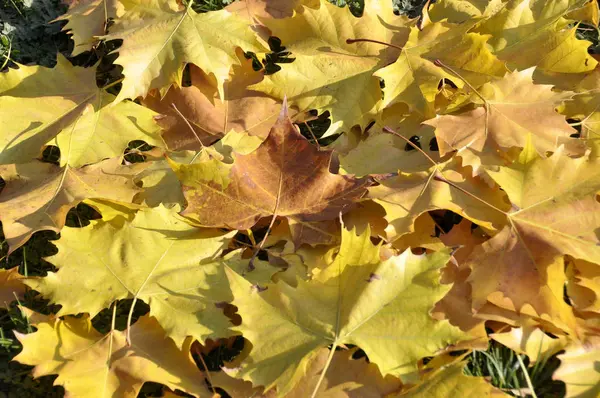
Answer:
[
  {"xmin": 171, "ymin": 101, "xmax": 372, "ymax": 235},
  {"xmin": 142, "ymin": 51, "xmax": 286, "ymax": 151}
]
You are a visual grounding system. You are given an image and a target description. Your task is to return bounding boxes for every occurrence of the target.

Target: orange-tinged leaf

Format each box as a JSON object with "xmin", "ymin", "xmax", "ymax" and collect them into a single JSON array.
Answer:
[
  {"xmin": 432, "ymin": 220, "xmax": 489, "ymax": 340},
  {"xmin": 425, "ymin": 68, "xmax": 578, "ymax": 160},
  {"xmin": 142, "ymin": 54, "xmax": 284, "ymax": 151},
  {"xmin": 466, "ymin": 142, "xmax": 600, "ymax": 328},
  {"xmin": 225, "ymin": 0, "xmax": 306, "ymax": 20},
  {"xmin": 566, "ymin": 259, "xmax": 600, "ymax": 314}
]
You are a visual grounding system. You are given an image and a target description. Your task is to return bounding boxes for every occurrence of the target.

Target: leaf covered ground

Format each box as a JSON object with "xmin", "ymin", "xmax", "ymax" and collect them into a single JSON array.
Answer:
[{"xmin": 1, "ymin": 0, "xmax": 600, "ymax": 397}]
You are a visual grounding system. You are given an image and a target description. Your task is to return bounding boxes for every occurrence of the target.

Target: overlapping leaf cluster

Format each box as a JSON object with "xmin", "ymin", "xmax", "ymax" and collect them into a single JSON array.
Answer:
[{"xmin": 2, "ymin": 0, "xmax": 600, "ymax": 396}]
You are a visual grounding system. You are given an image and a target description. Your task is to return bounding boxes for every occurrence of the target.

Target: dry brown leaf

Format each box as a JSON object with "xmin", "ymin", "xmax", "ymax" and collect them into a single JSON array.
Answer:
[
  {"xmin": 172, "ymin": 102, "xmax": 371, "ymax": 230},
  {"xmin": 142, "ymin": 51, "xmax": 285, "ymax": 151}
]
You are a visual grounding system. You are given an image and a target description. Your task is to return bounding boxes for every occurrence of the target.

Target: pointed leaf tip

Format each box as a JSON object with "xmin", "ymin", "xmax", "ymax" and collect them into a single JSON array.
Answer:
[{"xmin": 278, "ymin": 96, "xmax": 289, "ymax": 122}]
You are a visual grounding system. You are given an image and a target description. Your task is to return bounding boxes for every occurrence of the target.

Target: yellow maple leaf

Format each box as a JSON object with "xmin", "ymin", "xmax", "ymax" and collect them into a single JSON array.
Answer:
[
  {"xmin": 226, "ymin": 225, "xmax": 469, "ymax": 395},
  {"xmin": 105, "ymin": 0, "xmax": 267, "ymax": 102},
  {"xmin": 475, "ymin": 0, "xmax": 598, "ymax": 72},
  {"xmin": 0, "ymin": 158, "xmax": 141, "ymax": 252},
  {"xmin": 375, "ymin": 19, "xmax": 505, "ymax": 117},
  {"xmin": 0, "ymin": 56, "xmax": 163, "ymax": 167},
  {"xmin": 13, "ymin": 313, "xmax": 211, "ymax": 397},
  {"xmin": 250, "ymin": 0, "xmax": 411, "ymax": 136},
  {"xmin": 465, "ymin": 138, "xmax": 599, "ymax": 328},
  {"xmin": 54, "ymin": 0, "xmax": 124, "ymax": 55}
]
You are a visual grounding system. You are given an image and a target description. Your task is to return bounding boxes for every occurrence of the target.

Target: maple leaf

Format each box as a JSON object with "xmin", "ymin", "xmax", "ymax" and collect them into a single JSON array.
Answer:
[
  {"xmin": 0, "ymin": 158, "xmax": 141, "ymax": 253},
  {"xmin": 374, "ymin": 19, "xmax": 505, "ymax": 117},
  {"xmin": 368, "ymin": 158, "xmax": 510, "ymax": 241},
  {"xmin": 8, "ymin": 0, "xmax": 600, "ymax": 393},
  {"xmin": 432, "ymin": 220, "xmax": 489, "ymax": 339},
  {"xmin": 0, "ymin": 56, "xmax": 163, "ymax": 167},
  {"xmin": 474, "ymin": 0, "xmax": 598, "ymax": 73},
  {"xmin": 395, "ymin": 360, "xmax": 509, "ymax": 397},
  {"xmin": 427, "ymin": 0, "xmax": 504, "ymax": 23},
  {"xmin": 211, "ymin": 347, "xmax": 403, "ymax": 397},
  {"xmin": 466, "ymin": 139, "xmax": 600, "ymax": 323},
  {"xmin": 553, "ymin": 337, "xmax": 600, "ymax": 398},
  {"xmin": 225, "ymin": 0, "xmax": 304, "ymax": 19},
  {"xmin": 13, "ymin": 313, "xmax": 211, "ymax": 397},
  {"xmin": 250, "ymin": 0, "xmax": 410, "ymax": 136},
  {"xmin": 26, "ymin": 205, "xmax": 277, "ymax": 347},
  {"xmin": 490, "ymin": 324, "xmax": 568, "ymax": 363},
  {"xmin": 54, "ymin": 0, "xmax": 123, "ymax": 55},
  {"xmin": 172, "ymin": 103, "xmax": 371, "ymax": 234},
  {"xmin": 425, "ymin": 68, "xmax": 578, "ymax": 160},
  {"xmin": 338, "ymin": 114, "xmax": 443, "ymax": 176},
  {"xmin": 142, "ymin": 54, "xmax": 283, "ymax": 151},
  {"xmin": 225, "ymin": 225, "xmax": 469, "ymax": 395},
  {"xmin": 559, "ymin": 67, "xmax": 600, "ymax": 140},
  {"xmin": 105, "ymin": 0, "xmax": 267, "ymax": 103},
  {"xmin": 566, "ymin": 259, "xmax": 600, "ymax": 314},
  {"xmin": 0, "ymin": 267, "xmax": 26, "ymax": 305}
]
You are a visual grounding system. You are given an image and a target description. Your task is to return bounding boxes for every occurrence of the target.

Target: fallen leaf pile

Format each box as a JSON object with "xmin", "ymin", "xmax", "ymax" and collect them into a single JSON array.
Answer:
[{"xmin": 2, "ymin": 0, "xmax": 600, "ymax": 396}]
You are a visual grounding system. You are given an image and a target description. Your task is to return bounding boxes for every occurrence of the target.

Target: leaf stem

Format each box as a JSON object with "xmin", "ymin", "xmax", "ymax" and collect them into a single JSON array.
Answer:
[
  {"xmin": 346, "ymin": 38, "xmax": 404, "ymax": 51},
  {"xmin": 101, "ymin": 78, "xmax": 124, "ymax": 91},
  {"xmin": 310, "ymin": 344, "xmax": 338, "ymax": 398},
  {"xmin": 102, "ymin": 302, "xmax": 118, "ymax": 398},
  {"xmin": 125, "ymin": 297, "xmax": 138, "ymax": 346}
]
